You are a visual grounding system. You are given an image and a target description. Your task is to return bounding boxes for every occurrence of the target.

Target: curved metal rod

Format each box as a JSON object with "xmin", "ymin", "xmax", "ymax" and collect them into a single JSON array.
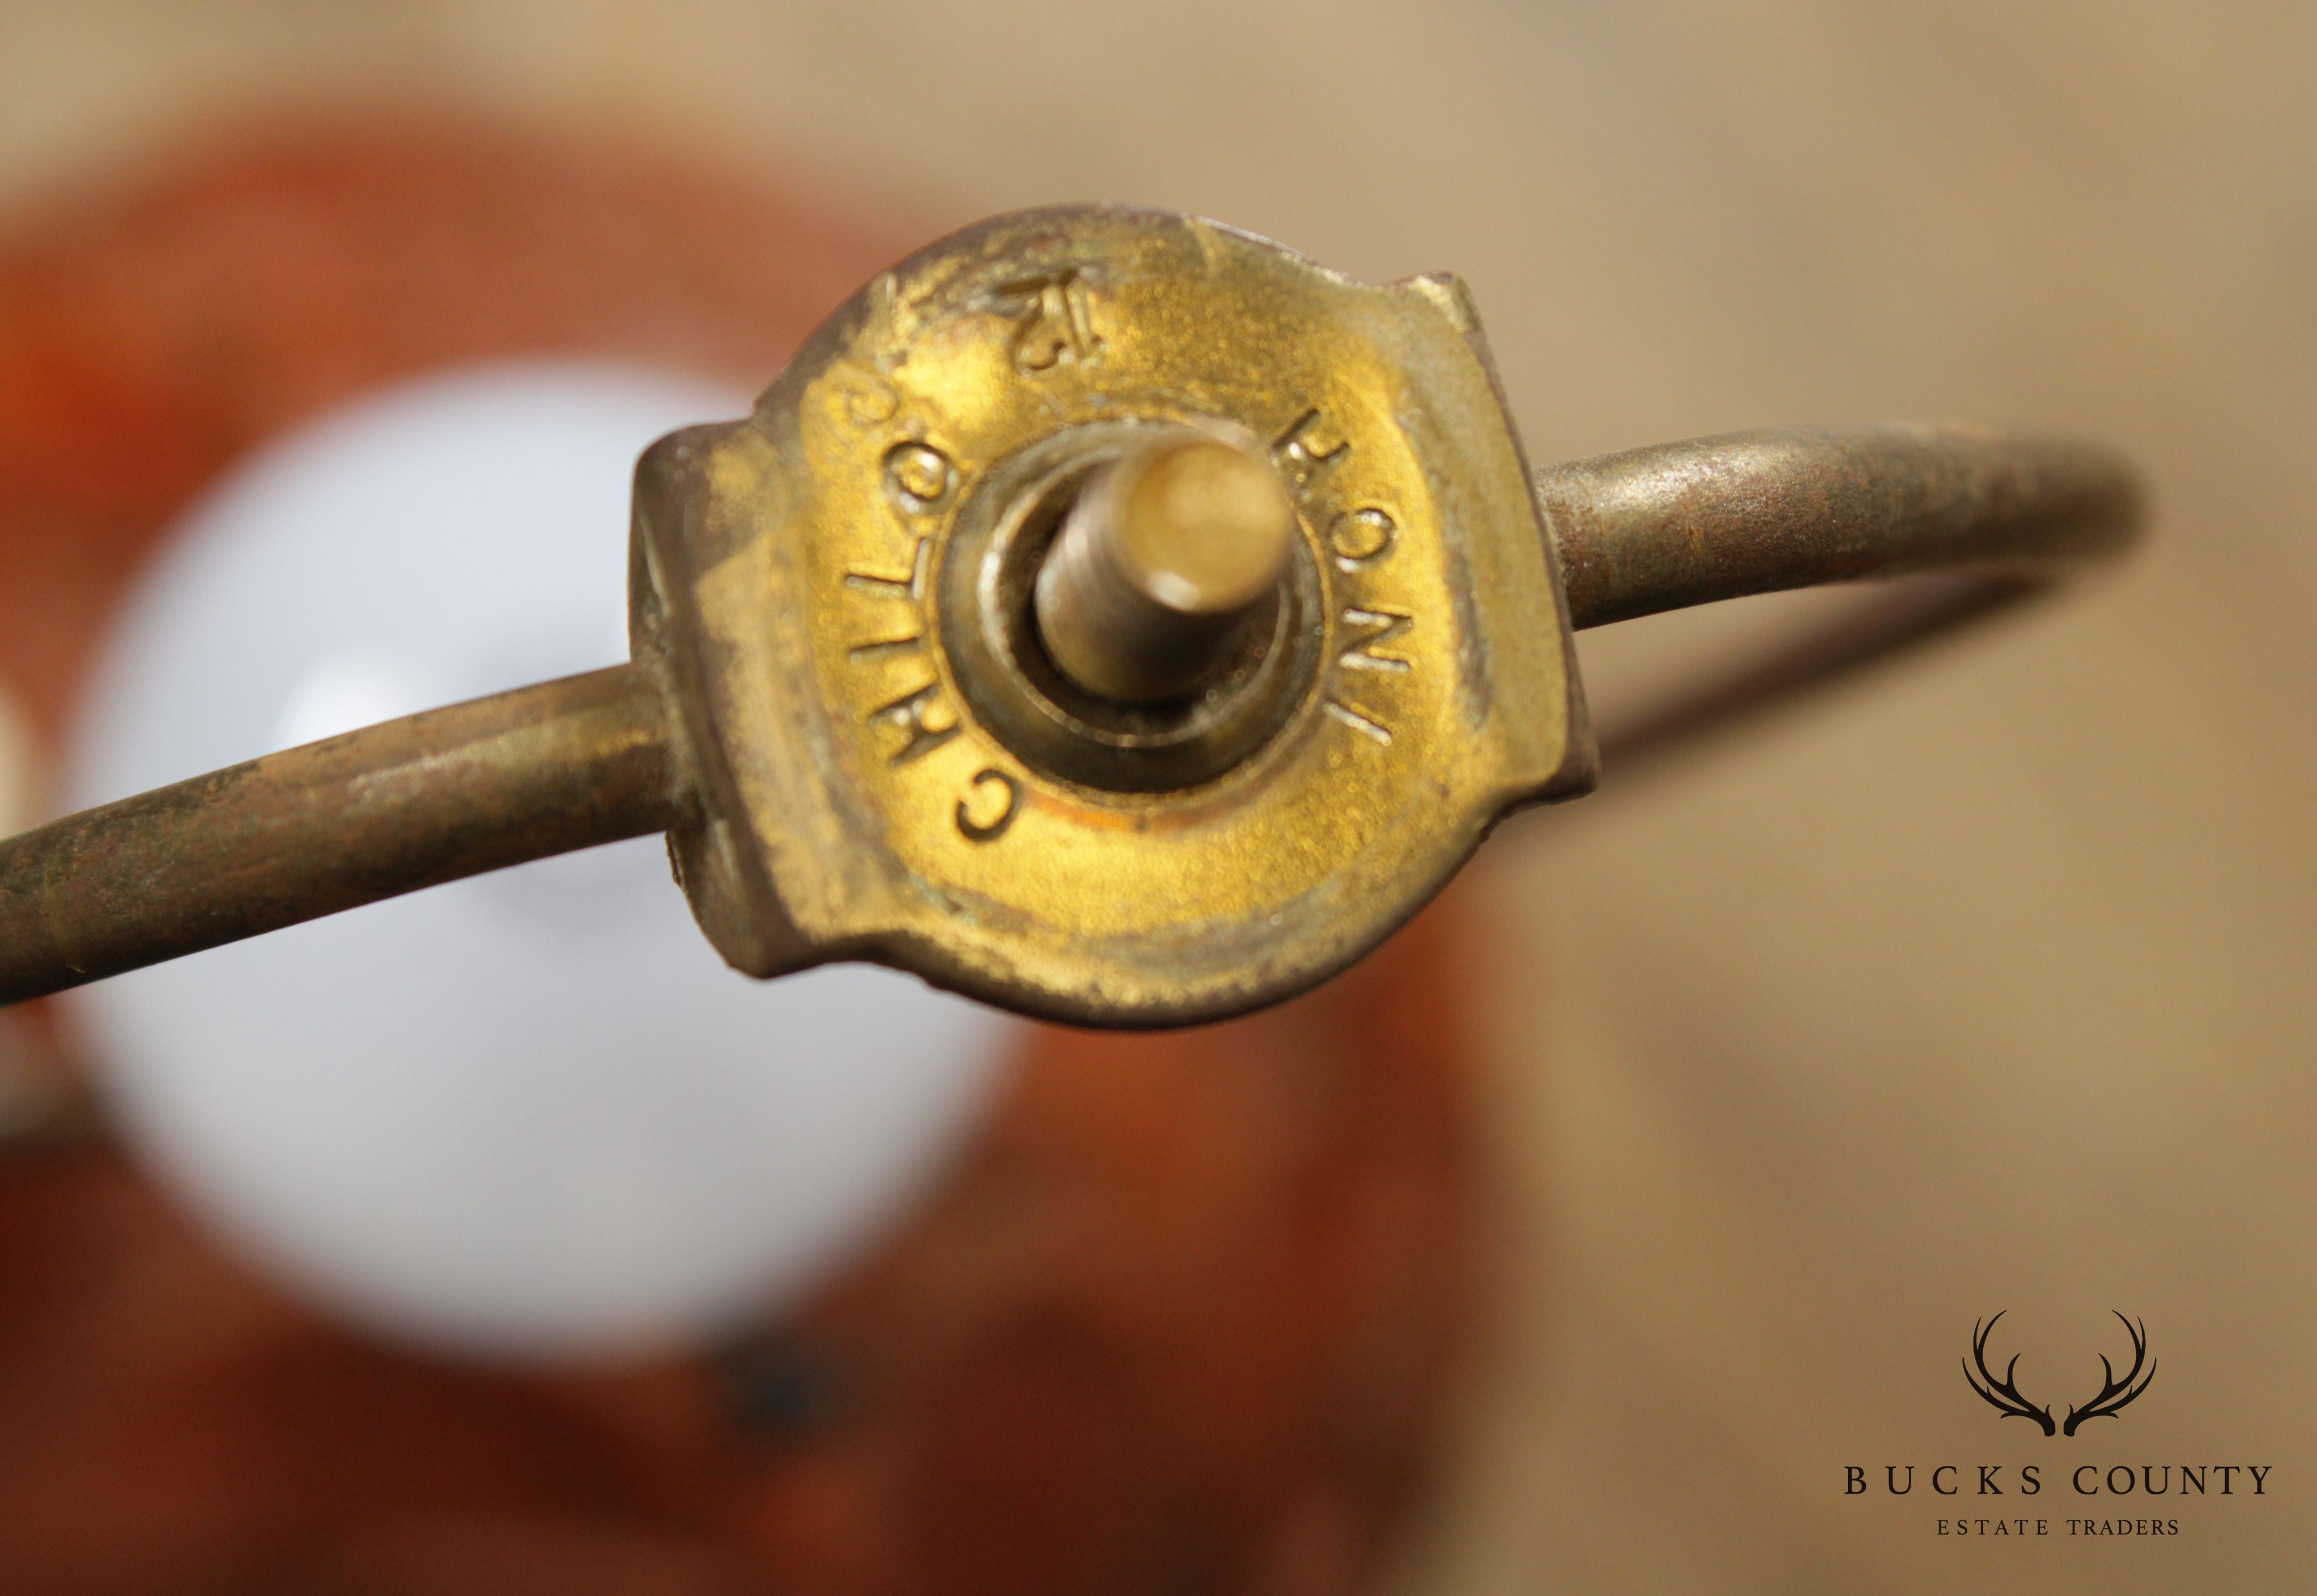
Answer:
[
  {"xmin": 1538, "ymin": 425, "xmax": 2142, "ymax": 765},
  {"xmin": 0, "ymin": 666, "xmax": 681, "ymax": 1006},
  {"xmin": 0, "ymin": 426, "xmax": 2139, "ymax": 1011},
  {"xmin": 1543, "ymin": 424, "xmax": 2140, "ymax": 627}
]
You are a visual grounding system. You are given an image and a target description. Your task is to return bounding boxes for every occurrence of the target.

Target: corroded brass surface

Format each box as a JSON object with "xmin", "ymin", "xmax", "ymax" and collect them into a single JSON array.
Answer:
[
  {"xmin": 633, "ymin": 206, "xmax": 1593, "ymax": 1025},
  {"xmin": 0, "ymin": 206, "xmax": 2144, "ymax": 1024}
]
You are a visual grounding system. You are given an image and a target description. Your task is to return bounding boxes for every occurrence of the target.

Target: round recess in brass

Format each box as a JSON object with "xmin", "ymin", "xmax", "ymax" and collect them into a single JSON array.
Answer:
[{"xmin": 939, "ymin": 419, "xmax": 1324, "ymax": 794}]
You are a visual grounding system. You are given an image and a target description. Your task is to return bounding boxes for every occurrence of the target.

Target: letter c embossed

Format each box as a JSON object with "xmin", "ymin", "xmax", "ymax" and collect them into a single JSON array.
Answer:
[{"xmin": 956, "ymin": 768, "xmax": 1024, "ymax": 842}]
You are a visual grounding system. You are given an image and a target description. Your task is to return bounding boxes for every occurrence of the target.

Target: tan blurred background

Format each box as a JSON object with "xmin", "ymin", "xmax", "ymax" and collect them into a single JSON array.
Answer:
[{"xmin": 1, "ymin": 1, "xmax": 2310, "ymax": 1591}]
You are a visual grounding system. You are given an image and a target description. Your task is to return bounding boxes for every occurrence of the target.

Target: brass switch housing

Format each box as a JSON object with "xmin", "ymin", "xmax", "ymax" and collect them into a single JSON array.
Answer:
[
  {"xmin": 630, "ymin": 206, "xmax": 1596, "ymax": 1026},
  {"xmin": 0, "ymin": 205, "xmax": 2134, "ymax": 1020}
]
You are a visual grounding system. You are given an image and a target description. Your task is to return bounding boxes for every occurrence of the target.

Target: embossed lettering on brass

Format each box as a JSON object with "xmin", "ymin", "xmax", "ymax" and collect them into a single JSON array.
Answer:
[
  {"xmin": 954, "ymin": 768, "xmax": 1024, "ymax": 842},
  {"xmin": 0, "ymin": 203, "xmax": 2140, "ymax": 1022},
  {"xmin": 1328, "ymin": 506, "xmax": 1397, "ymax": 569},
  {"xmin": 1338, "ymin": 608, "xmax": 1414, "ymax": 673},
  {"xmin": 883, "ymin": 441, "xmax": 956, "ymax": 515},
  {"xmin": 868, "ymin": 681, "xmax": 961, "ymax": 766},
  {"xmin": 995, "ymin": 269, "xmax": 1102, "ymax": 373},
  {"xmin": 1272, "ymin": 407, "xmax": 1350, "ymax": 492}
]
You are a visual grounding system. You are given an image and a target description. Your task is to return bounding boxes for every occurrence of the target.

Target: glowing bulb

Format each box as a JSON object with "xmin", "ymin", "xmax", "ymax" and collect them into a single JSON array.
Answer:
[{"xmin": 65, "ymin": 364, "xmax": 1012, "ymax": 1362}]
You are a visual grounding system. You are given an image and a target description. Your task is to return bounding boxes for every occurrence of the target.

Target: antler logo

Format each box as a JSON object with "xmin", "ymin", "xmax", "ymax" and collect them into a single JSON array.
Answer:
[
  {"xmin": 1964, "ymin": 1312, "xmax": 2054, "ymax": 1436},
  {"xmin": 1964, "ymin": 1312, "xmax": 2157, "ymax": 1437}
]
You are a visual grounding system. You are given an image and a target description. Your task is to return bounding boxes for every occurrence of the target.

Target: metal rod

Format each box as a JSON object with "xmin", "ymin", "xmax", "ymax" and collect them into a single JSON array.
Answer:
[
  {"xmin": 0, "ymin": 427, "xmax": 2142, "ymax": 1011},
  {"xmin": 1540, "ymin": 424, "xmax": 2142, "ymax": 630},
  {"xmin": 0, "ymin": 664, "xmax": 682, "ymax": 1005},
  {"xmin": 1033, "ymin": 434, "xmax": 1299, "ymax": 703}
]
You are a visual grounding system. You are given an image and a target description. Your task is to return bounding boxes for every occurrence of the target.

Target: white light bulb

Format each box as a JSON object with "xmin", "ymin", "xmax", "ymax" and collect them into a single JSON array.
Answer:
[{"xmin": 65, "ymin": 363, "xmax": 1012, "ymax": 1362}]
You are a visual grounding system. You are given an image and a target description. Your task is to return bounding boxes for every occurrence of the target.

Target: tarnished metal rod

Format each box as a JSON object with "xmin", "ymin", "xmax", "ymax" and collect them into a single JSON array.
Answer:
[
  {"xmin": 0, "ymin": 665, "xmax": 680, "ymax": 1005},
  {"xmin": 1540, "ymin": 424, "xmax": 2141, "ymax": 630},
  {"xmin": 0, "ymin": 425, "xmax": 2142, "ymax": 1014}
]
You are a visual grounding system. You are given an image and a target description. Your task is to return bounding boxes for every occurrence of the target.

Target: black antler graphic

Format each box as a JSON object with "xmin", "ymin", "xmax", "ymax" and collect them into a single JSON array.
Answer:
[
  {"xmin": 2062, "ymin": 1312, "xmax": 2156, "ymax": 1435},
  {"xmin": 1963, "ymin": 1312, "xmax": 2055, "ymax": 1436}
]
